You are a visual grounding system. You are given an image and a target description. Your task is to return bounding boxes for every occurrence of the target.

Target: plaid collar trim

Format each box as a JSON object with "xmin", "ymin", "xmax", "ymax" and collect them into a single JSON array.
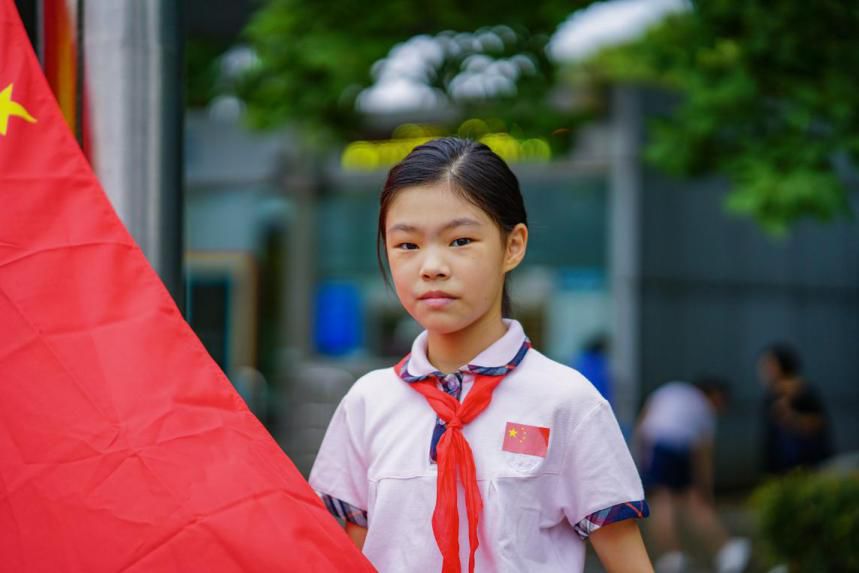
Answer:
[{"xmin": 397, "ymin": 319, "xmax": 531, "ymax": 383}]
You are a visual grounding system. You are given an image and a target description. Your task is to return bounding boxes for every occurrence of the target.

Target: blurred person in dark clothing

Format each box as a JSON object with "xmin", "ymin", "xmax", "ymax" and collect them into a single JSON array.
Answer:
[
  {"xmin": 635, "ymin": 378, "xmax": 750, "ymax": 573},
  {"xmin": 758, "ymin": 343, "xmax": 833, "ymax": 474}
]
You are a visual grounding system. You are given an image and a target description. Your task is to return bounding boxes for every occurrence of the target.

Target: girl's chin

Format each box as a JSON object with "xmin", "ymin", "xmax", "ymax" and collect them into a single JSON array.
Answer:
[
  {"xmin": 416, "ymin": 316, "xmax": 477, "ymax": 336},
  {"xmin": 412, "ymin": 305, "xmax": 502, "ymax": 336}
]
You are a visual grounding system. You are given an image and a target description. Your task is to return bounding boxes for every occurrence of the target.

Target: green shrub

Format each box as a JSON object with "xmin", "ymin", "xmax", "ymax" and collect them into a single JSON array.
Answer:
[{"xmin": 752, "ymin": 471, "xmax": 859, "ymax": 572}]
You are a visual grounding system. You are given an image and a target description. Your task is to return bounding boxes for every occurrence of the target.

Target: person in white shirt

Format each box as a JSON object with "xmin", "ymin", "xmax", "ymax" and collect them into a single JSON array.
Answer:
[
  {"xmin": 636, "ymin": 379, "xmax": 750, "ymax": 573},
  {"xmin": 310, "ymin": 137, "xmax": 652, "ymax": 572}
]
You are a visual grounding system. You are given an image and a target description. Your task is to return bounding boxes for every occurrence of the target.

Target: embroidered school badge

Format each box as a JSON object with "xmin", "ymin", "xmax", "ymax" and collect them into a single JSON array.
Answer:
[{"xmin": 502, "ymin": 422, "xmax": 550, "ymax": 457}]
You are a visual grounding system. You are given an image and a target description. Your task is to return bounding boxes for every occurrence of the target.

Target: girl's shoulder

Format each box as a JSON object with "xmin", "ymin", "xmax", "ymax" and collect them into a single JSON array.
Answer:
[
  {"xmin": 337, "ymin": 366, "xmax": 415, "ymax": 408},
  {"xmin": 516, "ymin": 347, "xmax": 606, "ymax": 404},
  {"xmin": 344, "ymin": 366, "xmax": 396, "ymax": 393}
]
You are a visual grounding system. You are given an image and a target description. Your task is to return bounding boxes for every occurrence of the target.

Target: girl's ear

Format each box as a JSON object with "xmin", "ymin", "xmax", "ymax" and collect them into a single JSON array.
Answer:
[{"xmin": 503, "ymin": 223, "xmax": 528, "ymax": 272}]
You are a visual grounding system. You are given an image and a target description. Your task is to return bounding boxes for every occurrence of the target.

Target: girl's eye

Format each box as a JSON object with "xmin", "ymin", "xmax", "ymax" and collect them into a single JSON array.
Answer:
[
  {"xmin": 450, "ymin": 238, "xmax": 473, "ymax": 247},
  {"xmin": 396, "ymin": 242, "xmax": 419, "ymax": 250}
]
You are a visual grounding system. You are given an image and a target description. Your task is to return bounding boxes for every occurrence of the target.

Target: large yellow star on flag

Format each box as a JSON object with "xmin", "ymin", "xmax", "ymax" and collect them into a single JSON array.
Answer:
[{"xmin": 0, "ymin": 83, "xmax": 37, "ymax": 136}]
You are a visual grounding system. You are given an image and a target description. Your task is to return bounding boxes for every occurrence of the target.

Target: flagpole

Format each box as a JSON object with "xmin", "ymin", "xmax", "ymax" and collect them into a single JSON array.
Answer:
[
  {"xmin": 74, "ymin": 0, "xmax": 83, "ymax": 147},
  {"xmin": 35, "ymin": 0, "xmax": 45, "ymax": 65}
]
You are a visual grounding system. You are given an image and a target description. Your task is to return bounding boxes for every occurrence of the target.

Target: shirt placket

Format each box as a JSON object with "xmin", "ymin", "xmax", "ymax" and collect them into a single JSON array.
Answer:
[
  {"xmin": 429, "ymin": 372, "xmax": 464, "ymax": 462},
  {"xmin": 439, "ymin": 371, "xmax": 463, "ymax": 400}
]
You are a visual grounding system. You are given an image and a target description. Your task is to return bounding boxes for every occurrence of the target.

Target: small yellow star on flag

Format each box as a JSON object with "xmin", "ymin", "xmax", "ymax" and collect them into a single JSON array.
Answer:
[{"xmin": 0, "ymin": 83, "xmax": 37, "ymax": 136}]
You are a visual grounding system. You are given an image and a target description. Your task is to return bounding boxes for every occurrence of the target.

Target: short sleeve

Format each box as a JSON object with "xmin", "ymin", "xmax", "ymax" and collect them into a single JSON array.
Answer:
[
  {"xmin": 560, "ymin": 400, "xmax": 646, "ymax": 530},
  {"xmin": 308, "ymin": 396, "xmax": 369, "ymax": 512},
  {"xmin": 320, "ymin": 494, "xmax": 368, "ymax": 527}
]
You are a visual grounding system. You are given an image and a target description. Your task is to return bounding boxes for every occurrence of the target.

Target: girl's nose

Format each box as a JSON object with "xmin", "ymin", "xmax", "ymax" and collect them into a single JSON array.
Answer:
[{"xmin": 420, "ymin": 248, "xmax": 450, "ymax": 280}]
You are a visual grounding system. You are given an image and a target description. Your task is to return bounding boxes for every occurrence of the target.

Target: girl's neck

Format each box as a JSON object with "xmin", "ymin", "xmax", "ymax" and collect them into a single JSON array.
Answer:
[{"xmin": 425, "ymin": 312, "xmax": 508, "ymax": 374}]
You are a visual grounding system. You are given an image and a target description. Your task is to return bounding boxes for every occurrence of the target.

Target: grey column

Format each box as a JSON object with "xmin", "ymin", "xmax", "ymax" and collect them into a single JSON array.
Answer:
[
  {"xmin": 83, "ymin": 0, "xmax": 184, "ymax": 308},
  {"xmin": 608, "ymin": 86, "xmax": 643, "ymax": 426},
  {"xmin": 279, "ymin": 165, "xmax": 317, "ymax": 365}
]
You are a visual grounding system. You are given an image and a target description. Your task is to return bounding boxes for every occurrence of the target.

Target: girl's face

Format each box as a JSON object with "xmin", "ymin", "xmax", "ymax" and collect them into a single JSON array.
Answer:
[{"xmin": 384, "ymin": 181, "xmax": 527, "ymax": 336}]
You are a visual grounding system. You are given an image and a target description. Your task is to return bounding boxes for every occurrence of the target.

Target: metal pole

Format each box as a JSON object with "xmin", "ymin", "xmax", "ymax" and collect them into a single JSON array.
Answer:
[
  {"xmin": 609, "ymin": 86, "xmax": 643, "ymax": 427},
  {"xmin": 283, "ymin": 173, "xmax": 316, "ymax": 360},
  {"xmin": 82, "ymin": 0, "xmax": 184, "ymax": 310},
  {"xmin": 75, "ymin": 0, "xmax": 83, "ymax": 146},
  {"xmin": 36, "ymin": 0, "xmax": 43, "ymax": 64}
]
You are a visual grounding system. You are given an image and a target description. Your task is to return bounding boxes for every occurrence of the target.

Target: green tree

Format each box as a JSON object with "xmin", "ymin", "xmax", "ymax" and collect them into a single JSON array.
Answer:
[
  {"xmin": 234, "ymin": 0, "xmax": 857, "ymax": 232},
  {"xmin": 236, "ymin": 0, "xmax": 594, "ymax": 145},
  {"xmin": 587, "ymin": 0, "xmax": 859, "ymax": 233}
]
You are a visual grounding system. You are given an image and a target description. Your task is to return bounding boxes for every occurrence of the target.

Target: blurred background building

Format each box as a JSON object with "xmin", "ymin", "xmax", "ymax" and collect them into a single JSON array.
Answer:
[{"xmin": 14, "ymin": 0, "xmax": 859, "ymax": 494}]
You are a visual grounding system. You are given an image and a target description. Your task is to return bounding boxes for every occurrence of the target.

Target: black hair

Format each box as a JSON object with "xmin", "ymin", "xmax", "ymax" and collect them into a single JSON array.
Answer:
[
  {"xmin": 761, "ymin": 342, "xmax": 802, "ymax": 377},
  {"xmin": 693, "ymin": 375, "xmax": 731, "ymax": 403},
  {"xmin": 584, "ymin": 334, "xmax": 608, "ymax": 354},
  {"xmin": 377, "ymin": 137, "xmax": 528, "ymax": 317}
]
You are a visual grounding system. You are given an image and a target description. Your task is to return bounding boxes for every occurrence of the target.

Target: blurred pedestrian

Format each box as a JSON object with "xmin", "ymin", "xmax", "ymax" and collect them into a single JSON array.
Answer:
[
  {"xmin": 309, "ymin": 138, "xmax": 653, "ymax": 572},
  {"xmin": 758, "ymin": 343, "xmax": 833, "ymax": 474},
  {"xmin": 636, "ymin": 379, "xmax": 750, "ymax": 573}
]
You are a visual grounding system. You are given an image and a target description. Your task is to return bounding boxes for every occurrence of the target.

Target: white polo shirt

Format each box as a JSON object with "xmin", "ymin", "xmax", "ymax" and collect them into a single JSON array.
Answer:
[
  {"xmin": 638, "ymin": 381, "xmax": 716, "ymax": 448},
  {"xmin": 309, "ymin": 320, "xmax": 645, "ymax": 572}
]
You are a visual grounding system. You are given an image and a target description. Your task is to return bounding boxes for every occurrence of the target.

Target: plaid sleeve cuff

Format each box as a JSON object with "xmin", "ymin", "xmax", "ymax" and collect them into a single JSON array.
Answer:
[
  {"xmin": 320, "ymin": 493, "xmax": 368, "ymax": 528},
  {"xmin": 574, "ymin": 500, "xmax": 649, "ymax": 540}
]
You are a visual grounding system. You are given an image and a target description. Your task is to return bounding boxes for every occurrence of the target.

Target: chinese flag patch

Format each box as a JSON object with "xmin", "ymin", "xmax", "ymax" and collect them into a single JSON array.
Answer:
[{"xmin": 502, "ymin": 422, "xmax": 550, "ymax": 457}]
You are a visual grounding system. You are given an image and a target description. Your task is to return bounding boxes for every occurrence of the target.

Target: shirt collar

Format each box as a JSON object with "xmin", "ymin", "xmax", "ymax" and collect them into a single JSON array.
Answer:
[{"xmin": 404, "ymin": 319, "xmax": 528, "ymax": 380}]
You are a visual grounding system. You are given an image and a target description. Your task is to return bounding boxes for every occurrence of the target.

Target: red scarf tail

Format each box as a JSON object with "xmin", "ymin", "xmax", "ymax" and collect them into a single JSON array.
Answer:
[
  {"xmin": 457, "ymin": 432, "xmax": 482, "ymax": 573},
  {"xmin": 434, "ymin": 430, "xmax": 461, "ymax": 573}
]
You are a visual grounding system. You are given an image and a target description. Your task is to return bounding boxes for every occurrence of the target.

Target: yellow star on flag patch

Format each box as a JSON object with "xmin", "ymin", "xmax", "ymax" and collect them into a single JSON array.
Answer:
[{"xmin": 502, "ymin": 421, "xmax": 550, "ymax": 457}]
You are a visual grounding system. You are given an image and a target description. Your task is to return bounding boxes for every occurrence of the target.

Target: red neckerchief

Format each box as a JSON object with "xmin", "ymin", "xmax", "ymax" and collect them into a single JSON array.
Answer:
[{"xmin": 394, "ymin": 340, "xmax": 530, "ymax": 573}]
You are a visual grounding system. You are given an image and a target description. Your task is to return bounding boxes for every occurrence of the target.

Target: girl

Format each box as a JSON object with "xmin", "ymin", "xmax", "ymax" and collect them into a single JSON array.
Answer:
[{"xmin": 310, "ymin": 138, "xmax": 652, "ymax": 572}]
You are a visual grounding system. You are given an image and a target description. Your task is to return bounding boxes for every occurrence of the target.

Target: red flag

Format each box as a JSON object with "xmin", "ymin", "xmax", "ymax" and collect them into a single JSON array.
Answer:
[
  {"xmin": 0, "ymin": 3, "xmax": 374, "ymax": 571},
  {"xmin": 502, "ymin": 422, "xmax": 550, "ymax": 457}
]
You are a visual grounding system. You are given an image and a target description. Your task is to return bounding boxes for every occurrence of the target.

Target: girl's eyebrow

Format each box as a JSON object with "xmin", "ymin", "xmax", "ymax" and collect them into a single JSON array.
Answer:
[
  {"xmin": 387, "ymin": 222, "xmax": 418, "ymax": 234},
  {"xmin": 443, "ymin": 217, "xmax": 482, "ymax": 231},
  {"xmin": 387, "ymin": 217, "xmax": 482, "ymax": 234}
]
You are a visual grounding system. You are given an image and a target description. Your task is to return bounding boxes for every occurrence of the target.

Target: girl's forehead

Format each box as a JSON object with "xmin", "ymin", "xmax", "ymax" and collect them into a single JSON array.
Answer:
[{"xmin": 386, "ymin": 182, "xmax": 487, "ymax": 221}]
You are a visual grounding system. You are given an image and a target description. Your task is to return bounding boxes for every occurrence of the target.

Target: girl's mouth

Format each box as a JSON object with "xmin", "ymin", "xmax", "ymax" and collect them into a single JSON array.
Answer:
[{"xmin": 418, "ymin": 291, "xmax": 457, "ymax": 309}]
